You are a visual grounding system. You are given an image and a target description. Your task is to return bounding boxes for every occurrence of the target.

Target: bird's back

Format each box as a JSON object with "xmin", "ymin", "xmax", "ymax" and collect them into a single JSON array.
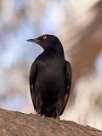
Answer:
[
  {"xmin": 35, "ymin": 49, "xmax": 66, "ymax": 90},
  {"xmin": 33, "ymin": 50, "xmax": 67, "ymax": 117}
]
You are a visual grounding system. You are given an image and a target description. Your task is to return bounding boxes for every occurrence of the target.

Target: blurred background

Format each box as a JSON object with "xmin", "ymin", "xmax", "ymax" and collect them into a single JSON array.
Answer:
[{"xmin": 0, "ymin": 0, "xmax": 102, "ymax": 130}]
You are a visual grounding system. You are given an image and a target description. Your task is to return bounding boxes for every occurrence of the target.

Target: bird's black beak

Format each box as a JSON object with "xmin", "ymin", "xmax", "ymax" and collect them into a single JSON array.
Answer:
[
  {"xmin": 26, "ymin": 38, "xmax": 40, "ymax": 43},
  {"xmin": 27, "ymin": 37, "xmax": 45, "ymax": 48}
]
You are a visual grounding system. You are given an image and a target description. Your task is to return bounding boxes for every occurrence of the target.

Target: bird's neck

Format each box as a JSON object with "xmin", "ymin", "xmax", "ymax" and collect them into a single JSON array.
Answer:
[
  {"xmin": 45, "ymin": 43, "xmax": 64, "ymax": 56},
  {"xmin": 55, "ymin": 43, "xmax": 64, "ymax": 55}
]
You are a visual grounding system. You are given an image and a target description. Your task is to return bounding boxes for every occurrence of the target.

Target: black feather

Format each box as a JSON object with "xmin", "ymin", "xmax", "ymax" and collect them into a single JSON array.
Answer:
[{"xmin": 27, "ymin": 34, "xmax": 72, "ymax": 118}]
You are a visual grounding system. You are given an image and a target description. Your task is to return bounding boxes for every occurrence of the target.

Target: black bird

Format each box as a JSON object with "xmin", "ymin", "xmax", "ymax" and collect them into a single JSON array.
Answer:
[{"xmin": 27, "ymin": 34, "xmax": 72, "ymax": 118}]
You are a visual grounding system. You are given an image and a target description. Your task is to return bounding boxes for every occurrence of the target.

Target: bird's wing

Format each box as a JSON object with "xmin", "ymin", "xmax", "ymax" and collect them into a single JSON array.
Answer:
[
  {"xmin": 65, "ymin": 60, "xmax": 72, "ymax": 91},
  {"xmin": 60, "ymin": 60, "xmax": 72, "ymax": 115},
  {"xmin": 29, "ymin": 62, "xmax": 37, "ymax": 109}
]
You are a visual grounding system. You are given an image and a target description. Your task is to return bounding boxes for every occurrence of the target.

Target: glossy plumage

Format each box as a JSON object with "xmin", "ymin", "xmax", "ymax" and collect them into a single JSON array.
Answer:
[{"xmin": 27, "ymin": 34, "xmax": 72, "ymax": 118}]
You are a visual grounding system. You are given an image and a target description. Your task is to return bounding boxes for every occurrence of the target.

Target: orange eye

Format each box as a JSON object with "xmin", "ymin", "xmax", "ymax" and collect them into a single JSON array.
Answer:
[{"xmin": 43, "ymin": 35, "xmax": 47, "ymax": 39}]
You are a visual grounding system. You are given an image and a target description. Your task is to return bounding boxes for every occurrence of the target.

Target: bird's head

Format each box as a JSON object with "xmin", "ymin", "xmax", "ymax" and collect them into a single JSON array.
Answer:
[{"xmin": 27, "ymin": 34, "xmax": 61, "ymax": 49}]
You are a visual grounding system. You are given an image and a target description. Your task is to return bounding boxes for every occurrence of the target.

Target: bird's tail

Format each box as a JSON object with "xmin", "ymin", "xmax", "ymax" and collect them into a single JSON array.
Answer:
[{"xmin": 42, "ymin": 107, "xmax": 57, "ymax": 118}]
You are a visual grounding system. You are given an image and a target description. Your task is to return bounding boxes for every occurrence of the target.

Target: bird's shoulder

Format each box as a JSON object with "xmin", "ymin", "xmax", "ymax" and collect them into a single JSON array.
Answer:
[{"xmin": 65, "ymin": 60, "xmax": 72, "ymax": 73}]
